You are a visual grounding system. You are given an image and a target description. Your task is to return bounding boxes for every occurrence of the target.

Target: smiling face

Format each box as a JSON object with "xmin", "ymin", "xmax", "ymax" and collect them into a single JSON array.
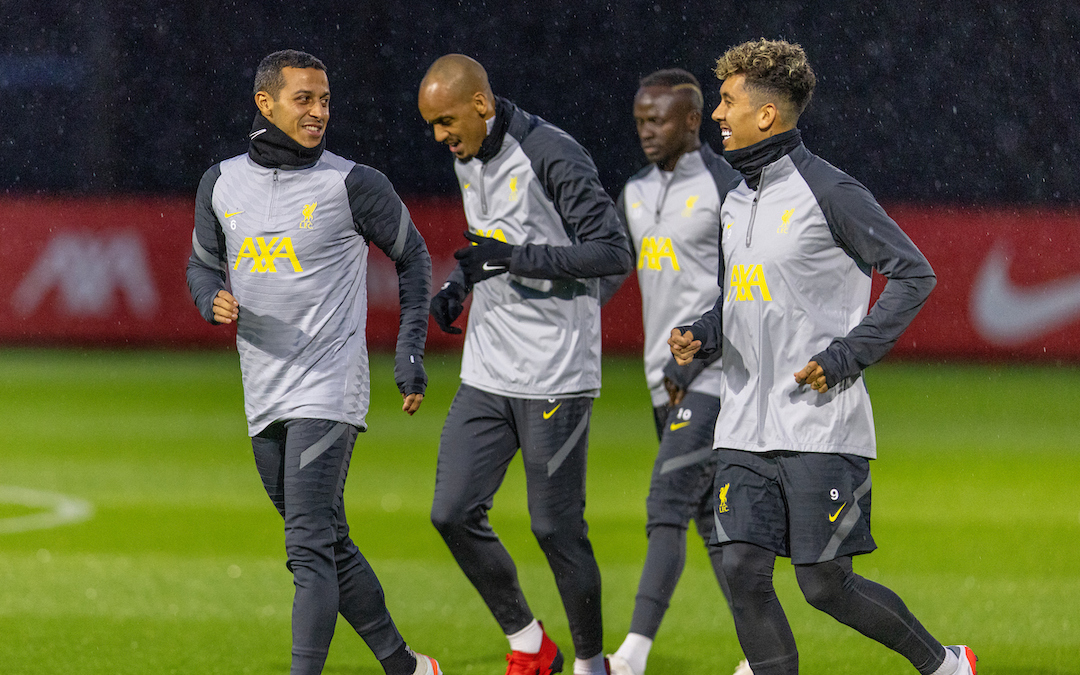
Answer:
[
  {"xmin": 711, "ymin": 73, "xmax": 774, "ymax": 151},
  {"xmin": 255, "ymin": 66, "xmax": 330, "ymax": 148},
  {"xmin": 633, "ymin": 85, "xmax": 701, "ymax": 171},
  {"xmin": 417, "ymin": 81, "xmax": 491, "ymax": 161}
]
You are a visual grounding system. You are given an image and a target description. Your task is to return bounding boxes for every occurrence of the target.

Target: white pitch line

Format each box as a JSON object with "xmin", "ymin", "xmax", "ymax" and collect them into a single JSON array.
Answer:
[{"xmin": 0, "ymin": 485, "xmax": 94, "ymax": 534}]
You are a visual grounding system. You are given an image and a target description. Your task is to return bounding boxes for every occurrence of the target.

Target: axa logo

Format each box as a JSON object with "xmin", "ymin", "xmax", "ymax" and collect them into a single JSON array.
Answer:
[
  {"xmin": 717, "ymin": 483, "xmax": 730, "ymax": 514},
  {"xmin": 638, "ymin": 236, "xmax": 680, "ymax": 271},
  {"xmin": 682, "ymin": 195, "xmax": 699, "ymax": 217},
  {"xmin": 475, "ymin": 228, "xmax": 508, "ymax": 243},
  {"xmin": 726, "ymin": 263, "xmax": 773, "ymax": 301},
  {"xmin": 299, "ymin": 202, "xmax": 317, "ymax": 230},
  {"xmin": 234, "ymin": 237, "xmax": 303, "ymax": 273},
  {"xmin": 12, "ymin": 231, "xmax": 158, "ymax": 317}
]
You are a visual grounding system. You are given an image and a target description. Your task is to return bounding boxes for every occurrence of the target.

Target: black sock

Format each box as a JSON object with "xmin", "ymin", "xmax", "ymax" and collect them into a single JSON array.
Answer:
[{"xmin": 380, "ymin": 643, "xmax": 418, "ymax": 675}]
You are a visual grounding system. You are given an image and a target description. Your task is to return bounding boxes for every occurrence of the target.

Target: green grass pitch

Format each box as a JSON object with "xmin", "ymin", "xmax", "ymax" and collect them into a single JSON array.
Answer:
[{"xmin": 0, "ymin": 348, "xmax": 1078, "ymax": 674}]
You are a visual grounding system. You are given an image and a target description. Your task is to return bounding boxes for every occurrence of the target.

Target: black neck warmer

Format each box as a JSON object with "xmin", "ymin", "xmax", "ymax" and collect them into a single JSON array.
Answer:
[
  {"xmin": 473, "ymin": 96, "xmax": 514, "ymax": 164},
  {"xmin": 724, "ymin": 128, "xmax": 802, "ymax": 190},
  {"xmin": 247, "ymin": 113, "xmax": 325, "ymax": 170}
]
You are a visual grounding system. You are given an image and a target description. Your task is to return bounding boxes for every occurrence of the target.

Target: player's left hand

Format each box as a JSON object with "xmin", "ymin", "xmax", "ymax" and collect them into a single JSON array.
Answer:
[
  {"xmin": 454, "ymin": 232, "xmax": 513, "ymax": 286},
  {"xmin": 402, "ymin": 393, "xmax": 424, "ymax": 415},
  {"xmin": 794, "ymin": 360, "xmax": 829, "ymax": 393}
]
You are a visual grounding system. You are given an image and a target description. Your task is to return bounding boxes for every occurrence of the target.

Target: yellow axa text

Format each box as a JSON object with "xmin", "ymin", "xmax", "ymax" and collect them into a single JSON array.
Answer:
[
  {"xmin": 638, "ymin": 236, "xmax": 680, "ymax": 271},
  {"xmin": 726, "ymin": 263, "xmax": 772, "ymax": 301},
  {"xmin": 474, "ymin": 228, "xmax": 508, "ymax": 243},
  {"xmin": 234, "ymin": 236, "xmax": 304, "ymax": 273}
]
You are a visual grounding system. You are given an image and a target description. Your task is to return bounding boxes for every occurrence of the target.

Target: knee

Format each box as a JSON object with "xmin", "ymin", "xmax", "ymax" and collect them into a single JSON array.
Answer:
[
  {"xmin": 430, "ymin": 501, "xmax": 465, "ymax": 536},
  {"xmin": 720, "ymin": 543, "xmax": 773, "ymax": 593},
  {"xmin": 530, "ymin": 513, "xmax": 584, "ymax": 549},
  {"xmin": 795, "ymin": 561, "xmax": 846, "ymax": 612}
]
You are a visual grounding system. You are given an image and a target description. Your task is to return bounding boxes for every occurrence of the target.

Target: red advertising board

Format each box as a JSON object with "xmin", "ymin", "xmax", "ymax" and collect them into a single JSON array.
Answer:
[{"xmin": 1, "ymin": 197, "xmax": 1078, "ymax": 361}]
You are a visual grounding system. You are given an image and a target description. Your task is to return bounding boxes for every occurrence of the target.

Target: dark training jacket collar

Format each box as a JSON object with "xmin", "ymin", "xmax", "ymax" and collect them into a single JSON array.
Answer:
[
  {"xmin": 724, "ymin": 128, "xmax": 802, "ymax": 190},
  {"xmin": 473, "ymin": 96, "xmax": 514, "ymax": 164},
  {"xmin": 247, "ymin": 113, "xmax": 325, "ymax": 170}
]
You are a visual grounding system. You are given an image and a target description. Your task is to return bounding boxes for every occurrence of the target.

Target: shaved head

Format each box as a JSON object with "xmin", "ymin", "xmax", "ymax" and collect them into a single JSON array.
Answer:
[
  {"xmin": 420, "ymin": 54, "xmax": 494, "ymax": 104},
  {"xmin": 418, "ymin": 54, "xmax": 496, "ymax": 161}
]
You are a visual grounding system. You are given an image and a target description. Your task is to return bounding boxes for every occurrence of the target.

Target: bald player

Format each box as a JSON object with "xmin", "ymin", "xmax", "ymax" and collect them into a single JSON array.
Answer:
[
  {"xmin": 601, "ymin": 69, "xmax": 749, "ymax": 675},
  {"xmin": 418, "ymin": 55, "xmax": 633, "ymax": 675}
]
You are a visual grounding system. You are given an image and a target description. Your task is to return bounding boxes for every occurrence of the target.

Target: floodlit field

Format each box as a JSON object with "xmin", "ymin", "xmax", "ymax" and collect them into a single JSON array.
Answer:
[{"xmin": 1, "ymin": 349, "xmax": 1078, "ymax": 674}]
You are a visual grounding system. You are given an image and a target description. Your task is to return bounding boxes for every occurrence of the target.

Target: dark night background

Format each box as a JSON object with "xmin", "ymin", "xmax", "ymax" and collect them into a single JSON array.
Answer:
[{"xmin": 2, "ymin": 1, "xmax": 1078, "ymax": 204}]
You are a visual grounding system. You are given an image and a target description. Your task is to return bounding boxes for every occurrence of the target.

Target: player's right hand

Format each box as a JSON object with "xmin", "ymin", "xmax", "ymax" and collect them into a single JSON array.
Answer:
[
  {"xmin": 430, "ymin": 281, "xmax": 468, "ymax": 334},
  {"xmin": 668, "ymin": 327, "xmax": 701, "ymax": 366},
  {"xmin": 212, "ymin": 290, "xmax": 239, "ymax": 324}
]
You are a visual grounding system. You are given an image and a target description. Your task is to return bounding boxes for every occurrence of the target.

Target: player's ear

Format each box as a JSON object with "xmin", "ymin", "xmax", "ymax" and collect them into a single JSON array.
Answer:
[
  {"xmin": 758, "ymin": 102, "xmax": 777, "ymax": 132},
  {"xmin": 255, "ymin": 91, "xmax": 274, "ymax": 118}
]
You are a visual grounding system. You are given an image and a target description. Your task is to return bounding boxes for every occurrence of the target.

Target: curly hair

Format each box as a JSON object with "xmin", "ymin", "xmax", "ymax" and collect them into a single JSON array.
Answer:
[
  {"xmin": 639, "ymin": 68, "xmax": 704, "ymax": 112},
  {"xmin": 714, "ymin": 39, "xmax": 816, "ymax": 115},
  {"xmin": 254, "ymin": 50, "xmax": 327, "ymax": 98}
]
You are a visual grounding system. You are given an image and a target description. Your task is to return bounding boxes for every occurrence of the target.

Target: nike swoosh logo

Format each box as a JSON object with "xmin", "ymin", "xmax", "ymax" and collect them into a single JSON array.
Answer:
[
  {"xmin": 543, "ymin": 403, "xmax": 561, "ymax": 419},
  {"xmin": 971, "ymin": 246, "xmax": 1080, "ymax": 345},
  {"xmin": 224, "ymin": 210, "xmax": 244, "ymax": 218},
  {"xmin": 829, "ymin": 503, "xmax": 847, "ymax": 522},
  {"xmin": 482, "ymin": 262, "xmax": 506, "ymax": 272},
  {"xmin": 668, "ymin": 421, "xmax": 691, "ymax": 431}
]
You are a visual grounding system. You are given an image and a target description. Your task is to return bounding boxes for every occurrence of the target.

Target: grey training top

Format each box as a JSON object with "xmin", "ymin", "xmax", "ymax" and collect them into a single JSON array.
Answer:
[
  {"xmin": 445, "ymin": 97, "xmax": 633, "ymax": 399},
  {"xmin": 187, "ymin": 149, "xmax": 431, "ymax": 435}
]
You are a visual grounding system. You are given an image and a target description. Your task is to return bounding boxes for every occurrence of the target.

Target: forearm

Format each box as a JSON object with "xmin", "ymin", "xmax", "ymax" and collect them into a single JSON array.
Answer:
[
  {"xmin": 186, "ymin": 254, "xmax": 227, "ymax": 324},
  {"xmin": 510, "ymin": 235, "xmax": 633, "ymax": 279},
  {"xmin": 813, "ymin": 273, "xmax": 936, "ymax": 384},
  {"xmin": 392, "ymin": 228, "xmax": 431, "ymax": 395}
]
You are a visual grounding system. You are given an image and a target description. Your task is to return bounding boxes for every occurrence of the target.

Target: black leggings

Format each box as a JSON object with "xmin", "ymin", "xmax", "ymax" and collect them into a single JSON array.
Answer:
[{"xmin": 722, "ymin": 542, "xmax": 946, "ymax": 675}]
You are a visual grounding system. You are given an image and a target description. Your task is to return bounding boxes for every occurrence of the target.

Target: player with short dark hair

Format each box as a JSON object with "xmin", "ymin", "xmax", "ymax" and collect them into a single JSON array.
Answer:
[
  {"xmin": 669, "ymin": 39, "xmax": 976, "ymax": 675},
  {"xmin": 418, "ymin": 53, "xmax": 633, "ymax": 675},
  {"xmin": 186, "ymin": 49, "xmax": 441, "ymax": 675},
  {"xmin": 602, "ymin": 67, "xmax": 750, "ymax": 675}
]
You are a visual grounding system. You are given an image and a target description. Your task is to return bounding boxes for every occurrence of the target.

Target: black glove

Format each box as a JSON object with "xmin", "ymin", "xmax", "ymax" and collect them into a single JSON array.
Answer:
[
  {"xmin": 430, "ymin": 280, "xmax": 469, "ymax": 334},
  {"xmin": 453, "ymin": 231, "xmax": 513, "ymax": 286},
  {"xmin": 394, "ymin": 353, "xmax": 428, "ymax": 396}
]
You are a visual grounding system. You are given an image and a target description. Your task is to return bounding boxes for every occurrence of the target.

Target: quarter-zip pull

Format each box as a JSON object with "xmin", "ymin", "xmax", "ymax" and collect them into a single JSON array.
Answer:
[
  {"xmin": 655, "ymin": 170, "xmax": 674, "ymax": 224},
  {"xmin": 745, "ymin": 167, "xmax": 766, "ymax": 247},
  {"xmin": 479, "ymin": 165, "xmax": 488, "ymax": 216}
]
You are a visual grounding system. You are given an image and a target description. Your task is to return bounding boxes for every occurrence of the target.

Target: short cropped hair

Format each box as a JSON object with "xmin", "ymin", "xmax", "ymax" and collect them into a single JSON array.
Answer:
[
  {"xmin": 639, "ymin": 68, "xmax": 704, "ymax": 112},
  {"xmin": 714, "ymin": 39, "xmax": 816, "ymax": 115},
  {"xmin": 254, "ymin": 49, "xmax": 327, "ymax": 98}
]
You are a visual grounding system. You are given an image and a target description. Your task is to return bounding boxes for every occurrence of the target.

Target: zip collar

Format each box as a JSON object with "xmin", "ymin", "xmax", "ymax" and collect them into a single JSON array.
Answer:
[
  {"xmin": 247, "ymin": 113, "xmax": 325, "ymax": 170},
  {"xmin": 473, "ymin": 96, "xmax": 513, "ymax": 164},
  {"xmin": 724, "ymin": 128, "xmax": 802, "ymax": 190}
]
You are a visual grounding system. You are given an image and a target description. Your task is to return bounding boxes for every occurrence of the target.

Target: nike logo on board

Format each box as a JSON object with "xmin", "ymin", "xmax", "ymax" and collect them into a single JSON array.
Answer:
[{"xmin": 971, "ymin": 247, "xmax": 1080, "ymax": 345}]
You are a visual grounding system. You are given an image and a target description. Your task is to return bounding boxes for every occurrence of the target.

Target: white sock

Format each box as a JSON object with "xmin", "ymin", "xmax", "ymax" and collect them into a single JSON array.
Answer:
[
  {"xmin": 507, "ymin": 619, "xmax": 543, "ymax": 653},
  {"xmin": 930, "ymin": 646, "xmax": 959, "ymax": 675},
  {"xmin": 614, "ymin": 633, "xmax": 653, "ymax": 674},
  {"xmin": 410, "ymin": 649, "xmax": 428, "ymax": 675},
  {"xmin": 574, "ymin": 652, "xmax": 608, "ymax": 675}
]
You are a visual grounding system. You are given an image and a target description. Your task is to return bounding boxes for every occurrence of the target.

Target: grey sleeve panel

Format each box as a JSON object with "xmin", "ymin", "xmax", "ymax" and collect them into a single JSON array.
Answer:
[
  {"xmin": 597, "ymin": 187, "xmax": 633, "ymax": 306},
  {"xmin": 798, "ymin": 151, "xmax": 937, "ymax": 384},
  {"xmin": 512, "ymin": 123, "xmax": 634, "ymax": 279},
  {"xmin": 346, "ymin": 164, "xmax": 432, "ymax": 392},
  {"xmin": 186, "ymin": 164, "xmax": 227, "ymax": 324}
]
